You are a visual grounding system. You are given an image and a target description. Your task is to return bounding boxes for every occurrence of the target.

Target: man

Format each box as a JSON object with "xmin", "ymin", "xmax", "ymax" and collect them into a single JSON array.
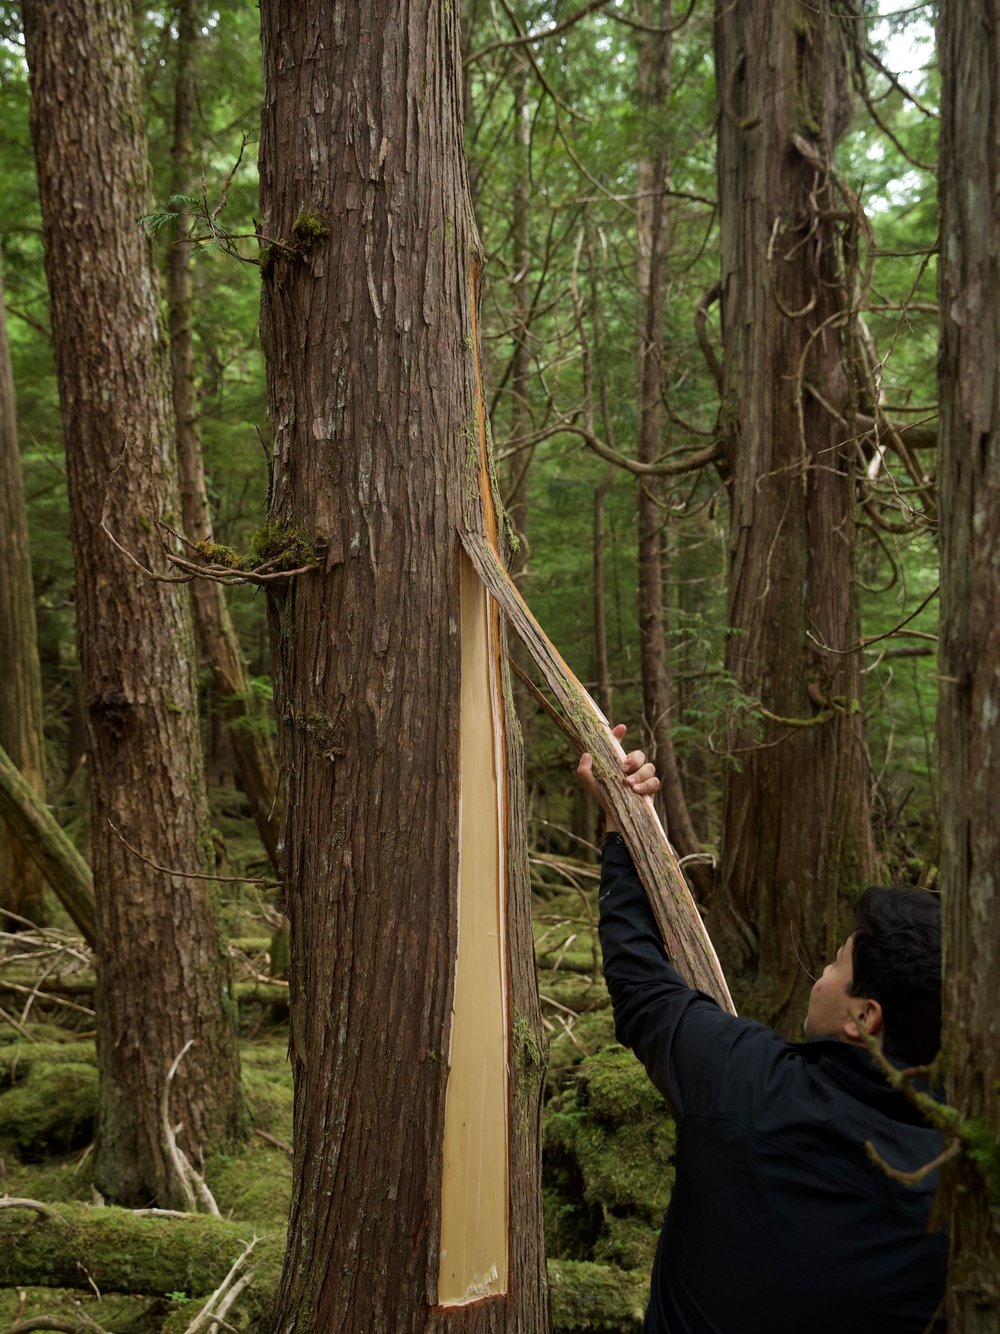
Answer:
[{"xmin": 577, "ymin": 726, "xmax": 947, "ymax": 1334}]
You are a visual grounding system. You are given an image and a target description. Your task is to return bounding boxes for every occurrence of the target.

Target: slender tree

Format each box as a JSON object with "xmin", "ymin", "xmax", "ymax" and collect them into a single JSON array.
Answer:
[
  {"xmin": 0, "ymin": 249, "xmax": 48, "ymax": 927},
  {"xmin": 259, "ymin": 2, "xmax": 547, "ymax": 1328},
  {"xmin": 633, "ymin": 0, "xmax": 711, "ymax": 902},
  {"xmin": 22, "ymin": 0, "xmax": 244, "ymax": 1207},
  {"xmin": 167, "ymin": 0, "xmax": 281, "ymax": 869},
  {"xmin": 712, "ymin": 0, "xmax": 875, "ymax": 1030},
  {"xmin": 937, "ymin": 0, "xmax": 1000, "ymax": 1322}
]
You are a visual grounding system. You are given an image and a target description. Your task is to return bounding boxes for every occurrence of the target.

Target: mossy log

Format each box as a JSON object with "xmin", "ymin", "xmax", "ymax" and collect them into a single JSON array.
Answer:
[
  {"xmin": 0, "ymin": 1201, "xmax": 282, "ymax": 1312},
  {"xmin": 0, "ymin": 743, "xmax": 96, "ymax": 946}
]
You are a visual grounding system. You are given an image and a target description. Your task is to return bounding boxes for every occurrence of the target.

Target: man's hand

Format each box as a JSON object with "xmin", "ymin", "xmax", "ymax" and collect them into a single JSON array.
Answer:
[{"xmin": 577, "ymin": 723, "xmax": 661, "ymax": 833}]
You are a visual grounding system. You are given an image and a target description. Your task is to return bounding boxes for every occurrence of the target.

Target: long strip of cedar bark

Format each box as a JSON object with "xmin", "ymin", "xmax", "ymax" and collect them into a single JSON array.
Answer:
[
  {"xmin": 461, "ymin": 528, "xmax": 734, "ymax": 1013},
  {"xmin": 0, "ymin": 743, "xmax": 96, "ymax": 947}
]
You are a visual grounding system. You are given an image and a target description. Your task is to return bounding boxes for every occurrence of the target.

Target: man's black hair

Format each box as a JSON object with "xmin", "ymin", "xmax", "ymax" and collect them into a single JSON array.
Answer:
[{"xmin": 848, "ymin": 886, "xmax": 942, "ymax": 1066}]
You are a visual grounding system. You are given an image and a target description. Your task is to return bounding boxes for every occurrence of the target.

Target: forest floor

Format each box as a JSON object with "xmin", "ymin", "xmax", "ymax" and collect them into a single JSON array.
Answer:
[{"xmin": 0, "ymin": 798, "xmax": 671, "ymax": 1332}]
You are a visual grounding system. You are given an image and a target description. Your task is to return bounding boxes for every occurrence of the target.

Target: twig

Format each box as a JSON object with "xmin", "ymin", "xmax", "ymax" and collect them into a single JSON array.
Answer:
[
  {"xmin": 0, "ymin": 1006, "xmax": 35, "ymax": 1041},
  {"xmin": 0, "ymin": 1197, "xmax": 55, "ymax": 1219},
  {"xmin": 108, "ymin": 819, "xmax": 281, "ymax": 888},
  {"xmin": 252, "ymin": 1129, "xmax": 292, "ymax": 1154},
  {"xmin": 181, "ymin": 1235, "xmax": 260, "ymax": 1334},
  {"xmin": 0, "ymin": 1319, "xmax": 111, "ymax": 1334},
  {"xmin": 864, "ymin": 1138, "xmax": 960, "ymax": 1188},
  {"xmin": 161, "ymin": 1042, "xmax": 220, "ymax": 1216}
]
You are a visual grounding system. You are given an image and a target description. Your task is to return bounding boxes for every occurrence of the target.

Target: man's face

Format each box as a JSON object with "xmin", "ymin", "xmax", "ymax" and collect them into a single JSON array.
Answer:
[{"xmin": 804, "ymin": 934, "xmax": 863, "ymax": 1042}]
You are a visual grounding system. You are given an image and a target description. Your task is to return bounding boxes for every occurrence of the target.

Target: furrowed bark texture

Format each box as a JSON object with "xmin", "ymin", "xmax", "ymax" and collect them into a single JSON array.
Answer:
[
  {"xmin": 259, "ymin": 4, "xmax": 547, "ymax": 1329},
  {"xmin": 713, "ymin": 0, "xmax": 875, "ymax": 1031},
  {"xmin": 22, "ymin": 0, "xmax": 244, "ymax": 1206},
  {"xmin": 937, "ymin": 2, "xmax": 1000, "ymax": 1324},
  {"xmin": 0, "ymin": 253, "xmax": 49, "ymax": 926},
  {"xmin": 168, "ymin": 0, "xmax": 281, "ymax": 871}
]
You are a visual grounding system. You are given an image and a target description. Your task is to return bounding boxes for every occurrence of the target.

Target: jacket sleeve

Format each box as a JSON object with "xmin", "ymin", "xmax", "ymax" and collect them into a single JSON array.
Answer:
[{"xmin": 599, "ymin": 840, "xmax": 774, "ymax": 1120}]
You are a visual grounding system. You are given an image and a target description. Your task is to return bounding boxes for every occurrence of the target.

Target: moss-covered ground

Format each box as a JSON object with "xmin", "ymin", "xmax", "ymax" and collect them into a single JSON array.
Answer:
[{"xmin": 0, "ymin": 855, "xmax": 671, "ymax": 1331}]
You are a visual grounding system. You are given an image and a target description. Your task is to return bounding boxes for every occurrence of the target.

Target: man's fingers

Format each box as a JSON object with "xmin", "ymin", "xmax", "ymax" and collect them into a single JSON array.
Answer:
[
  {"xmin": 626, "ymin": 760, "xmax": 658, "ymax": 792},
  {"xmin": 623, "ymin": 749, "xmax": 647, "ymax": 775}
]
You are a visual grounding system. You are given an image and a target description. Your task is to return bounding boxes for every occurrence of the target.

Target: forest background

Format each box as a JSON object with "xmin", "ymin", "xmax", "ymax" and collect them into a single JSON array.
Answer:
[{"xmin": 0, "ymin": 1, "xmax": 993, "ymax": 1332}]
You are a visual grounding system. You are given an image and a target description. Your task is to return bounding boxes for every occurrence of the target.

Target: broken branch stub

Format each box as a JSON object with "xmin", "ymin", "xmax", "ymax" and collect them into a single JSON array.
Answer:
[{"xmin": 461, "ymin": 527, "xmax": 735, "ymax": 1014}]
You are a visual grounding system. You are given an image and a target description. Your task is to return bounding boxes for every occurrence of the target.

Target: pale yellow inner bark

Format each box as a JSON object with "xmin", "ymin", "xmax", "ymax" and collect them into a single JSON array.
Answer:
[{"xmin": 437, "ymin": 553, "xmax": 509, "ymax": 1304}]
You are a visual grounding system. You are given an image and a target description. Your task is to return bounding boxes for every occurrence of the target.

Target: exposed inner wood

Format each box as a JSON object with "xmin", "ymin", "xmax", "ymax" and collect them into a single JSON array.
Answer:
[{"xmin": 437, "ymin": 552, "xmax": 510, "ymax": 1304}]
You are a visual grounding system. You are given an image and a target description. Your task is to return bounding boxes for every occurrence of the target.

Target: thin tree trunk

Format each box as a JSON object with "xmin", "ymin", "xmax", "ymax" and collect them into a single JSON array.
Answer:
[
  {"xmin": 23, "ymin": 0, "xmax": 244, "ymax": 1208},
  {"xmin": 593, "ymin": 466, "xmax": 616, "ymax": 722},
  {"xmin": 634, "ymin": 0, "xmax": 711, "ymax": 902},
  {"xmin": 168, "ymin": 0, "xmax": 281, "ymax": 870},
  {"xmin": 0, "ymin": 251, "xmax": 49, "ymax": 927},
  {"xmin": 713, "ymin": 0, "xmax": 875, "ymax": 1032},
  {"xmin": 936, "ymin": 1, "xmax": 1000, "ymax": 1322},
  {"xmin": 506, "ymin": 65, "xmax": 533, "ymax": 579},
  {"xmin": 259, "ymin": 4, "xmax": 547, "ymax": 1328}
]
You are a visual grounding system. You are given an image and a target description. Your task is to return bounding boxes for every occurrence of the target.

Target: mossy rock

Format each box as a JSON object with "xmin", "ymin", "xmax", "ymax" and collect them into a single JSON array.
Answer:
[
  {"xmin": 547, "ymin": 1258, "xmax": 648, "ymax": 1333},
  {"xmin": 0, "ymin": 1059, "xmax": 97, "ymax": 1158},
  {"xmin": 593, "ymin": 1212, "xmax": 660, "ymax": 1272},
  {"xmin": 580, "ymin": 1046, "xmax": 667, "ymax": 1124}
]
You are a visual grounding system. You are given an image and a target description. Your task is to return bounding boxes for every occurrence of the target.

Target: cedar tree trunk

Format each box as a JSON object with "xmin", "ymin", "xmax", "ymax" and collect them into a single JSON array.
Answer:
[
  {"xmin": 168, "ymin": 0, "xmax": 282, "ymax": 870},
  {"xmin": 259, "ymin": 3, "xmax": 547, "ymax": 1329},
  {"xmin": 0, "ymin": 251, "xmax": 49, "ymax": 926},
  {"xmin": 23, "ymin": 0, "xmax": 244, "ymax": 1207},
  {"xmin": 713, "ymin": 0, "xmax": 875, "ymax": 1031},
  {"xmin": 936, "ymin": 0, "xmax": 1000, "ymax": 1322}
]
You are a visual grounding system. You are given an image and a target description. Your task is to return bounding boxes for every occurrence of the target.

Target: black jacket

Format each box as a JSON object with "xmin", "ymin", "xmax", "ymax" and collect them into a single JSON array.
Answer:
[{"xmin": 599, "ymin": 842, "xmax": 948, "ymax": 1334}]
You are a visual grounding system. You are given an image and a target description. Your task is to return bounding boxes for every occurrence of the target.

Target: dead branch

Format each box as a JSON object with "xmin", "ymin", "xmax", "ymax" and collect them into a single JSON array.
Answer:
[
  {"xmin": 864, "ymin": 1138, "xmax": 960, "ymax": 1188},
  {"xmin": 161, "ymin": 1042, "xmax": 220, "ymax": 1217},
  {"xmin": 108, "ymin": 819, "xmax": 281, "ymax": 888},
  {"xmin": 252, "ymin": 1129, "xmax": 292, "ymax": 1154},
  {"xmin": 182, "ymin": 1235, "xmax": 259, "ymax": 1334},
  {"xmin": 694, "ymin": 282, "xmax": 723, "ymax": 392},
  {"xmin": 0, "ymin": 1198, "xmax": 55, "ymax": 1219}
]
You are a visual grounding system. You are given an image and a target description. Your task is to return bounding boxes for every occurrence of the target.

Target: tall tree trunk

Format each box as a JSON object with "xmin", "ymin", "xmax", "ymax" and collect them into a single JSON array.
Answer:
[
  {"xmin": 713, "ymin": 0, "xmax": 875, "ymax": 1031},
  {"xmin": 937, "ymin": 1, "xmax": 1000, "ymax": 1323},
  {"xmin": 0, "ymin": 250, "xmax": 49, "ymax": 927},
  {"xmin": 634, "ymin": 0, "xmax": 711, "ymax": 901},
  {"xmin": 259, "ymin": 4, "xmax": 547, "ymax": 1329},
  {"xmin": 168, "ymin": 0, "xmax": 281, "ymax": 870},
  {"xmin": 506, "ymin": 65, "xmax": 533, "ymax": 579},
  {"xmin": 23, "ymin": 0, "xmax": 244, "ymax": 1208}
]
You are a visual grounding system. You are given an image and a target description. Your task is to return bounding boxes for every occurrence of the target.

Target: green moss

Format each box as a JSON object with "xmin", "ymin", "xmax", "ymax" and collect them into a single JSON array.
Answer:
[
  {"xmin": 247, "ymin": 521, "xmax": 321, "ymax": 571},
  {"xmin": 962, "ymin": 1117, "xmax": 1000, "ymax": 1204},
  {"xmin": 195, "ymin": 540, "xmax": 241, "ymax": 569},
  {"xmin": 547, "ymin": 1259, "xmax": 647, "ymax": 1333},
  {"xmin": 258, "ymin": 243, "xmax": 275, "ymax": 279},
  {"xmin": 291, "ymin": 211, "xmax": 330, "ymax": 247},
  {"xmin": 0, "ymin": 1287, "xmax": 162, "ymax": 1333},
  {"xmin": 0, "ymin": 1060, "xmax": 97, "ymax": 1158}
]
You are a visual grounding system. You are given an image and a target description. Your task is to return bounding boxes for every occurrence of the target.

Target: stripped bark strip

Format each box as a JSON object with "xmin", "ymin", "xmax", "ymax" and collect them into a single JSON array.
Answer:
[{"xmin": 460, "ymin": 526, "xmax": 734, "ymax": 1013}]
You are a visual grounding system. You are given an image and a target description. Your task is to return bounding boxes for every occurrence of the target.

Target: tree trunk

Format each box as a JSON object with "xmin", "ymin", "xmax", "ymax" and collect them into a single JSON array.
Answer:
[
  {"xmin": 258, "ymin": 4, "xmax": 547, "ymax": 1329},
  {"xmin": 168, "ymin": 0, "xmax": 282, "ymax": 870},
  {"xmin": 713, "ymin": 0, "xmax": 875, "ymax": 1032},
  {"xmin": 936, "ymin": 1, "xmax": 1000, "ymax": 1323},
  {"xmin": 0, "ymin": 251, "xmax": 49, "ymax": 928},
  {"xmin": 22, "ymin": 0, "xmax": 244, "ymax": 1208},
  {"xmin": 634, "ymin": 0, "xmax": 711, "ymax": 903}
]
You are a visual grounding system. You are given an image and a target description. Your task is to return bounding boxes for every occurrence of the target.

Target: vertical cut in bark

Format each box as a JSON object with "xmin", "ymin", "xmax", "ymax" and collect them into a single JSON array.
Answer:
[{"xmin": 438, "ymin": 553, "xmax": 509, "ymax": 1303}]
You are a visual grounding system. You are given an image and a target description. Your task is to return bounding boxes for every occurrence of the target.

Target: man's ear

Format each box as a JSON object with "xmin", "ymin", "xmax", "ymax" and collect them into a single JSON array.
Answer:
[{"xmin": 844, "ymin": 998, "xmax": 884, "ymax": 1043}]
